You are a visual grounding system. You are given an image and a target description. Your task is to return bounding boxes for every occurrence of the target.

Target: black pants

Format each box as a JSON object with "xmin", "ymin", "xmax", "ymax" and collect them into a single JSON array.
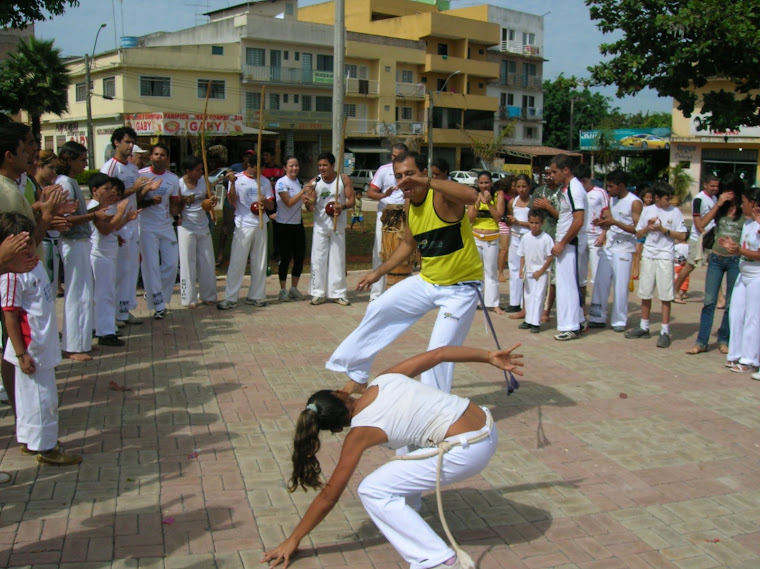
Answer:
[{"xmin": 274, "ymin": 222, "xmax": 305, "ymax": 282}]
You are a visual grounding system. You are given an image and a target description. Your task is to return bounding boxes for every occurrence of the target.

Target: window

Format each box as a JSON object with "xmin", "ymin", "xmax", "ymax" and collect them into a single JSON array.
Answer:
[
  {"xmin": 436, "ymin": 78, "xmax": 448, "ymax": 92},
  {"xmin": 285, "ymin": 2, "xmax": 294, "ymax": 15},
  {"xmin": 500, "ymin": 60, "xmax": 516, "ymax": 84},
  {"xmin": 500, "ymin": 93, "xmax": 514, "ymax": 107},
  {"xmin": 523, "ymin": 32, "xmax": 536, "ymax": 45},
  {"xmin": 197, "ymin": 79, "xmax": 225, "ymax": 99},
  {"xmin": 316, "ymin": 96, "xmax": 332, "ymax": 112},
  {"xmin": 302, "ymin": 95, "xmax": 312, "ymax": 111},
  {"xmin": 344, "ymin": 103, "xmax": 356, "ymax": 117},
  {"xmin": 75, "ymin": 82, "xmax": 88, "ymax": 102},
  {"xmin": 270, "ymin": 93, "xmax": 280, "ymax": 110},
  {"xmin": 295, "ymin": 51, "xmax": 300, "ymax": 61},
  {"xmin": 522, "ymin": 94, "xmax": 535, "ymax": 108},
  {"xmin": 524, "ymin": 126, "xmax": 536, "ymax": 139},
  {"xmin": 246, "ymin": 47, "xmax": 265, "ymax": 66},
  {"xmin": 316, "ymin": 54, "xmax": 333, "ymax": 72},
  {"xmin": 284, "ymin": 51, "xmax": 289, "ymax": 60},
  {"xmin": 399, "ymin": 69, "xmax": 413, "ymax": 83},
  {"xmin": 345, "ymin": 64, "xmax": 357, "ymax": 78},
  {"xmin": 283, "ymin": 94, "xmax": 289, "ymax": 104},
  {"xmin": 294, "ymin": 94, "xmax": 299, "ymax": 104},
  {"xmin": 503, "ymin": 28, "xmax": 515, "ymax": 42},
  {"xmin": 246, "ymin": 92, "xmax": 261, "ymax": 109},
  {"xmin": 211, "ymin": 45, "xmax": 224, "ymax": 55},
  {"xmin": 102, "ymin": 76, "xmax": 116, "ymax": 99},
  {"xmin": 140, "ymin": 75, "xmax": 171, "ymax": 97},
  {"xmin": 437, "ymin": 43, "xmax": 448, "ymax": 56},
  {"xmin": 400, "ymin": 107, "xmax": 413, "ymax": 120}
]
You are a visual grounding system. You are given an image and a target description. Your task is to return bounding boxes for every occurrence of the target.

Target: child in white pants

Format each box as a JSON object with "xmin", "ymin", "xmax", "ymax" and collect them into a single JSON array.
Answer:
[
  {"xmin": 262, "ymin": 344, "xmax": 523, "ymax": 569},
  {"xmin": 517, "ymin": 209, "xmax": 554, "ymax": 332},
  {"xmin": 0, "ymin": 213, "xmax": 81, "ymax": 465}
]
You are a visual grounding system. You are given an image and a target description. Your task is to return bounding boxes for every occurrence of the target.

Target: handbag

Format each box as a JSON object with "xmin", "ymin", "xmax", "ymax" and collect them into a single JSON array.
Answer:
[{"xmin": 701, "ymin": 226, "xmax": 716, "ymax": 251}]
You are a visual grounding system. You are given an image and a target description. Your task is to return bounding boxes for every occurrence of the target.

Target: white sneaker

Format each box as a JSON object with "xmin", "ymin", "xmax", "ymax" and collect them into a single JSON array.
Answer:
[
  {"xmin": 752, "ymin": 370, "xmax": 760, "ymax": 381},
  {"xmin": 278, "ymin": 289, "xmax": 291, "ymax": 302},
  {"xmin": 288, "ymin": 287, "xmax": 305, "ymax": 301}
]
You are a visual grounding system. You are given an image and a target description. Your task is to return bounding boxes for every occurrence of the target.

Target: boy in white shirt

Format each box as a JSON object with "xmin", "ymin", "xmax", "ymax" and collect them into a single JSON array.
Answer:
[
  {"xmin": 0, "ymin": 212, "xmax": 81, "ymax": 465},
  {"xmin": 625, "ymin": 182, "xmax": 688, "ymax": 348},
  {"xmin": 517, "ymin": 209, "xmax": 554, "ymax": 333}
]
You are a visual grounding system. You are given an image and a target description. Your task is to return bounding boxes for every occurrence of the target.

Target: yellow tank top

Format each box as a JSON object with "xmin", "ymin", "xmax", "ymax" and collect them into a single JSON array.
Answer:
[
  {"xmin": 471, "ymin": 199, "xmax": 499, "ymax": 232},
  {"xmin": 409, "ymin": 189, "xmax": 483, "ymax": 285}
]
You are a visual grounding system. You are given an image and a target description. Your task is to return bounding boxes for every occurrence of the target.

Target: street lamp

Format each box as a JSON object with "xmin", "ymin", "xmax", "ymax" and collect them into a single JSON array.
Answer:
[
  {"xmin": 427, "ymin": 70, "xmax": 462, "ymax": 177},
  {"xmin": 568, "ymin": 95, "xmax": 579, "ymax": 151},
  {"xmin": 85, "ymin": 23, "xmax": 107, "ymax": 169}
]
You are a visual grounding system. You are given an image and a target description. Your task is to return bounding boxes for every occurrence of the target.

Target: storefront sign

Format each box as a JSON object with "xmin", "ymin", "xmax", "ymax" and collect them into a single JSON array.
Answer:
[
  {"xmin": 690, "ymin": 115, "xmax": 760, "ymax": 138},
  {"xmin": 580, "ymin": 128, "xmax": 671, "ymax": 151},
  {"xmin": 671, "ymin": 143, "xmax": 699, "ymax": 162},
  {"xmin": 125, "ymin": 113, "xmax": 245, "ymax": 136}
]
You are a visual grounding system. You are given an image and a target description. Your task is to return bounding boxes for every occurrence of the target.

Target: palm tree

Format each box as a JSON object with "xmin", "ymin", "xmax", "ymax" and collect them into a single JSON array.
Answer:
[{"xmin": 0, "ymin": 37, "xmax": 68, "ymax": 137}]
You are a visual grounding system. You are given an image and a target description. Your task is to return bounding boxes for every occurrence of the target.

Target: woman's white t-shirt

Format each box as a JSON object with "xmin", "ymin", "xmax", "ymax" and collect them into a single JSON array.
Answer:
[
  {"xmin": 274, "ymin": 175, "xmax": 303, "ymax": 225},
  {"xmin": 179, "ymin": 177, "xmax": 210, "ymax": 233}
]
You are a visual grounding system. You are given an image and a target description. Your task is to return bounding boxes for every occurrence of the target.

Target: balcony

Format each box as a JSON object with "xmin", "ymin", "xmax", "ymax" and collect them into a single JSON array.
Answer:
[
  {"xmin": 499, "ymin": 42, "xmax": 542, "ymax": 57},
  {"xmin": 424, "ymin": 54, "xmax": 499, "ymax": 79},
  {"xmin": 242, "ymin": 65, "xmax": 333, "ymax": 87},
  {"xmin": 246, "ymin": 109, "xmax": 332, "ymax": 130},
  {"xmin": 396, "ymin": 82, "xmax": 426, "ymax": 99},
  {"xmin": 498, "ymin": 75, "xmax": 543, "ymax": 90},
  {"xmin": 498, "ymin": 106, "xmax": 522, "ymax": 120},
  {"xmin": 497, "ymin": 106, "xmax": 543, "ymax": 121},
  {"xmin": 431, "ymin": 92, "xmax": 499, "ymax": 112},
  {"xmin": 521, "ymin": 107, "xmax": 543, "ymax": 121},
  {"xmin": 345, "ymin": 119, "xmax": 426, "ymax": 137},
  {"xmin": 345, "ymin": 78, "xmax": 379, "ymax": 96}
]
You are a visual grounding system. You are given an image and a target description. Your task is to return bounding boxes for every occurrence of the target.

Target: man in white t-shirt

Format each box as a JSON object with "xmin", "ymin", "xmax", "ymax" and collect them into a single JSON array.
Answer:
[
  {"xmin": 574, "ymin": 164, "xmax": 610, "ymax": 287},
  {"xmin": 549, "ymin": 155, "xmax": 588, "ymax": 341},
  {"xmin": 366, "ymin": 143, "xmax": 408, "ymax": 300},
  {"xmin": 217, "ymin": 151, "xmax": 274, "ymax": 310},
  {"xmin": 673, "ymin": 174, "xmax": 719, "ymax": 295},
  {"xmin": 138, "ymin": 143, "xmax": 183, "ymax": 319},
  {"xmin": 101, "ymin": 127, "xmax": 159, "ymax": 326},
  {"xmin": 625, "ymin": 182, "xmax": 688, "ymax": 348}
]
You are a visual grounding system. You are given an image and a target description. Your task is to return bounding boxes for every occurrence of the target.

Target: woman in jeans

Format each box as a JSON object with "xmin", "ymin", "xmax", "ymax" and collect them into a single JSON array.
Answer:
[{"xmin": 686, "ymin": 174, "xmax": 744, "ymax": 355}]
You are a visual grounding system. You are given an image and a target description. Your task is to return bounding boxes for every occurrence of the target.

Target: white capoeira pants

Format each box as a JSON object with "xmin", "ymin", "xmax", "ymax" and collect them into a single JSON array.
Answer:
[
  {"xmin": 555, "ymin": 242, "xmax": 584, "ymax": 332},
  {"xmin": 589, "ymin": 247, "xmax": 633, "ymax": 328},
  {"xmin": 116, "ymin": 231, "xmax": 139, "ymax": 321},
  {"xmin": 587, "ymin": 242, "xmax": 603, "ymax": 285},
  {"xmin": 508, "ymin": 232, "xmax": 524, "ymax": 307},
  {"xmin": 524, "ymin": 272, "xmax": 549, "ymax": 326},
  {"xmin": 358, "ymin": 420, "xmax": 498, "ymax": 569},
  {"xmin": 370, "ymin": 216, "xmax": 386, "ymax": 300},
  {"xmin": 140, "ymin": 225, "xmax": 178, "ymax": 311},
  {"xmin": 727, "ymin": 274, "xmax": 760, "ymax": 367},
  {"xmin": 474, "ymin": 236, "xmax": 500, "ymax": 308},
  {"xmin": 15, "ymin": 366, "xmax": 58, "ymax": 452},
  {"xmin": 225, "ymin": 224, "xmax": 268, "ymax": 302},
  {"xmin": 327, "ymin": 274, "xmax": 478, "ymax": 392},
  {"xmin": 91, "ymin": 253, "xmax": 117, "ymax": 337},
  {"xmin": 60, "ymin": 238, "xmax": 93, "ymax": 353},
  {"xmin": 178, "ymin": 226, "xmax": 217, "ymax": 306},
  {"xmin": 310, "ymin": 227, "xmax": 347, "ymax": 299}
]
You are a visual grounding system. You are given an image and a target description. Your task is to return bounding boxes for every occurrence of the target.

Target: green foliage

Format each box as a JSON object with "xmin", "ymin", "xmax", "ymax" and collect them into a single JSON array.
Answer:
[
  {"xmin": 0, "ymin": 1, "xmax": 79, "ymax": 28},
  {"xmin": 662, "ymin": 163, "xmax": 695, "ymax": 203},
  {"xmin": 0, "ymin": 37, "xmax": 69, "ymax": 137},
  {"xmin": 585, "ymin": 0, "xmax": 760, "ymax": 132},
  {"xmin": 74, "ymin": 169, "xmax": 101, "ymax": 186},
  {"xmin": 464, "ymin": 124, "xmax": 516, "ymax": 168},
  {"xmin": 542, "ymin": 74, "xmax": 618, "ymax": 150},
  {"xmin": 603, "ymin": 111, "xmax": 672, "ymax": 129}
]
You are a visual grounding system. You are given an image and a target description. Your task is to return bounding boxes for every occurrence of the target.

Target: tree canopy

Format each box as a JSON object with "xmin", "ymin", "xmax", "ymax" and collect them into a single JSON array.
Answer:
[
  {"xmin": 585, "ymin": 0, "xmax": 760, "ymax": 132},
  {"xmin": 1, "ymin": 1, "xmax": 79, "ymax": 28}
]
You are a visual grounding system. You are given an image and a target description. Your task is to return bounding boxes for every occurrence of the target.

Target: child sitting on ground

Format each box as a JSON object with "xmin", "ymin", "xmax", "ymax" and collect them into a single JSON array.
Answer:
[{"xmin": 0, "ymin": 212, "xmax": 81, "ymax": 466}]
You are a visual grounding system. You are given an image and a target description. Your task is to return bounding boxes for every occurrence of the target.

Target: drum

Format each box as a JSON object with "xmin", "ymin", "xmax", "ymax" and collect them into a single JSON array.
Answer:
[{"xmin": 380, "ymin": 205, "xmax": 418, "ymax": 286}]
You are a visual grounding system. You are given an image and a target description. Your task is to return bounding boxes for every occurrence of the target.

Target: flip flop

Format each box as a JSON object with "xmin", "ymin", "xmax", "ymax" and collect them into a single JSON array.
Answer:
[
  {"xmin": 730, "ymin": 364, "xmax": 753, "ymax": 373},
  {"xmin": 673, "ymin": 298, "xmax": 686, "ymax": 304}
]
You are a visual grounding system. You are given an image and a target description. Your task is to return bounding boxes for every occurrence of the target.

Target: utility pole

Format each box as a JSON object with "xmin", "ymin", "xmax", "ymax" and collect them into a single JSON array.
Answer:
[
  {"xmin": 332, "ymin": 0, "xmax": 345, "ymax": 162},
  {"xmin": 568, "ymin": 96, "xmax": 578, "ymax": 151},
  {"xmin": 85, "ymin": 54, "xmax": 95, "ymax": 169}
]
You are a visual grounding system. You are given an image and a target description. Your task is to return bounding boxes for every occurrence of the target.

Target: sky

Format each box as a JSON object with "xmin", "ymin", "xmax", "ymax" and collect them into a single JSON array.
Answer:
[{"xmin": 33, "ymin": 0, "xmax": 672, "ymax": 115}]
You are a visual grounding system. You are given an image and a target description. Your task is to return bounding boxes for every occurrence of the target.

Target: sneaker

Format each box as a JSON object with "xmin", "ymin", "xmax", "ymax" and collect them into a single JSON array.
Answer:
[
  {"xmin": 531, "ymin": 325, "xmax": 541, "ymax": 334},
  {"xmin": 115, "ymin": 319, "xmax": 127, "ymax": 328},
  {"xmin": 123, "ymin": 313, "xmax": 143, "ymax": 325},
  {"xmin": 587, "ymin": 321, "xmax": 606, "ymax": 329},
  {"xmin": 332, "ymin": 297, "xmax": 351, "ymax": 306},
  {"xmin": 153, "ymin": 309, "xmax": 167, "ymax": 320},
  {"xmin": 216, "ymin": 299, "xmax": 238, "ymax": 310},
  {"xmin": 36, "ymin": 447, "xmax": 82, "ymax": 466},
  {"xmin": 310, "ymin": 297, "xmax": 326, "ymax": 305},
  {"xmin": 612, "ymin": 326, "xmax": 626, "ymax": 333},
  {"xmin": 278, "ymin": 289, "xmax": 291, "ymax": 303},
  {"xmin": 288, "ymin": 287, "xmax": 305, "ymax": 301},
  {"xmin": 656, "ymin": 332, "xmax": 671, "ymax": 348},
  {"xmin": 243, "ymin": 298, "xmax": 266, "ymax": 307},
  {"xmin": 518, "ymin": 321, "xmax": 531, "ymax": 330},
  {"xmin": 624, "ymin": 327, "xmax": 651, "ymax": 339},
  {"xmin": 752, "ymin": 370, "xmax": 760, "ymax": 381},
  {"xmin": 554, "ymin": 330, "xmax": 580, "ymax": 341},
  {"xmin": 98, "ymin": 334, "xmax": 125, "ymax": 347}
]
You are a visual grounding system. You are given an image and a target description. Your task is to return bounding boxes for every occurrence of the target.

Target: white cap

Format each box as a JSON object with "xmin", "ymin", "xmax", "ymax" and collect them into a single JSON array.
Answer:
[{"xmin": 132, "ymin": 144, "xmax": 148, "ymax": 154}]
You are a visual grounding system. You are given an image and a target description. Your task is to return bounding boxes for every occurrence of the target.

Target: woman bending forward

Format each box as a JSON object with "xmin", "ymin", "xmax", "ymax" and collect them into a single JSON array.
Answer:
[{"xmin": 262, "ymin": 344, "xmax": 524, "ymax": 569}]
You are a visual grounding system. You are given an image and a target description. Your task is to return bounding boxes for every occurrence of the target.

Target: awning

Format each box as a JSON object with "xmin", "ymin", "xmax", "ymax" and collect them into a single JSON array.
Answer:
[
  {"xmin": 346, "ymin": 146, "xmax": 389, "ymax": 154},
  {"xmin": 239, "ymin": 125, "xmax": 278, "ymax": 135},
  {"xmin": 502, "ymin": 145, "xmax": 582, "ymax": 159}
]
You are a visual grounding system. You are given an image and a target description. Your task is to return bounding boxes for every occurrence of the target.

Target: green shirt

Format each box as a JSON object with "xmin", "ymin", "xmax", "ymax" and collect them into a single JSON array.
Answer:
[{"xmin": 712, "ymin": 214, "xmax": 744, "ymax": 256}]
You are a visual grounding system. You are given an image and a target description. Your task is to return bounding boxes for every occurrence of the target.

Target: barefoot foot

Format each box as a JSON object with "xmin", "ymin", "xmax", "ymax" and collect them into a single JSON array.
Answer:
[
  {"xmin": 509, "ymin": 310, "xmax": 526, "ymax": 320},
  {"xmin": 65, "ymin": 352, "xmax": 93, "ymax": 361}
]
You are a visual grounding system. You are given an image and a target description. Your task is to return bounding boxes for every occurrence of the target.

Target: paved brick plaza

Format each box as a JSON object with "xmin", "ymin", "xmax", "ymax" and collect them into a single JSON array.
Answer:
[{"xmin": 1, "ymin": 269, "xmax": 759, "ymax": 569}]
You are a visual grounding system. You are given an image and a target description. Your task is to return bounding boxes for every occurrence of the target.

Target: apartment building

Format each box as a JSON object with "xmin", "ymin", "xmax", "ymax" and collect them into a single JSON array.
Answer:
[{"xmin": 39, "ymin": 0, "xmax": 544, "ymax": 173}]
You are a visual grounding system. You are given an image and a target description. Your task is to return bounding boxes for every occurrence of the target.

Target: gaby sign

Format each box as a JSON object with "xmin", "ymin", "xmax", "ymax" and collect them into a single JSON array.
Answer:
[{"xmin": 125, "ymin": 113, "xmax": 245, "ymax": 136}]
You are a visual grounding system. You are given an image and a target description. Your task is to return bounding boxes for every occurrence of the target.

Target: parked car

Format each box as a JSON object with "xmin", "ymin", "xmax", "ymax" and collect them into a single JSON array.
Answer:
[
  {"xmin": 349, "ymin": 168, "xmax": 376, "ymax": 192},
  {"xmin": 490, "ymin": 171, "xmax": 507, "ymax": 184},
  {"xmin": 618, "ymin": 134, "xmax": 670, "ymax": 150},
  {"xmin": 450, "ymin": 170, "xmax": 480, "ymax": 187}
]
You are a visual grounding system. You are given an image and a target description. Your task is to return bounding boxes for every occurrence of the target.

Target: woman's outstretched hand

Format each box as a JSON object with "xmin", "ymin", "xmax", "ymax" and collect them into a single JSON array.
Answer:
[
  {"xmin": 487, "ymin": 344, "xmax": 524, "ymax": 375},
  {"xmin": 262, "ymin": 537, "xmax": 299, "ymax": 568}
]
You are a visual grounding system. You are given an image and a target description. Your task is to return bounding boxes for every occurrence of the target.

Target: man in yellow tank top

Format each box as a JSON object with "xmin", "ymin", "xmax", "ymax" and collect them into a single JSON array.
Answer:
[{"xmin": 327, "ymin": 151, "xmax": 483, "ymax": 395}]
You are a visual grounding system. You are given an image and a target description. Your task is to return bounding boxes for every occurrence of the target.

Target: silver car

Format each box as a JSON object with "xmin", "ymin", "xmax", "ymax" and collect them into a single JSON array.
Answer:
[{"xmin": 349, "ymin": 169, "xmax": 376, "ymax": 192}]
